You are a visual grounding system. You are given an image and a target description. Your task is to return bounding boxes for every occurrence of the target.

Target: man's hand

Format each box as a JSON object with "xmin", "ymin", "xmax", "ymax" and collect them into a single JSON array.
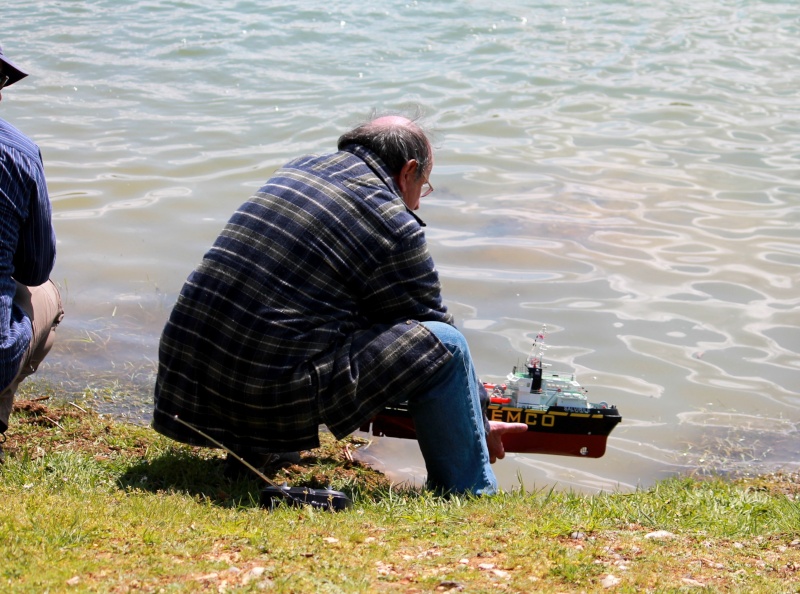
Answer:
[{"xmin": 486, "ymin": 421, "xmax": 528, "ymax": 463}]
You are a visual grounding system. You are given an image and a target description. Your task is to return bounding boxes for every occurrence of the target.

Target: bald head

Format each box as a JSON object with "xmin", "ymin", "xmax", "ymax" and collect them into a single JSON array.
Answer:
[
  {"xmin": 370, "ymin": 115, "xmax": 415, "ymax": 129},
  {"xmin": 337, "ymin": 115, "xmax": 432, "ymax": 179}
]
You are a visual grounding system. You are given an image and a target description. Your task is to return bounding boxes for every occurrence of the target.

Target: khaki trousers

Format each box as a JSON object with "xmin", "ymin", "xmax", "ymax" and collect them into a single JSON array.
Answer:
[{"xmin": 0, "ymin": 280, "xmax": 64, "ymax": 434}]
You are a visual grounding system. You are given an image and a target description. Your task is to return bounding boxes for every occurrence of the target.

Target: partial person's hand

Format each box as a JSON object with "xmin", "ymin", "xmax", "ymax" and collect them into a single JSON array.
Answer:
[{"xmin": 486, "ymin": 421, "xmax": 528, "ymax": 463}]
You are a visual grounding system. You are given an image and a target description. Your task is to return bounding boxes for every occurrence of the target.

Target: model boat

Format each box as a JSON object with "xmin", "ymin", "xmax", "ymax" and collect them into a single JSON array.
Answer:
[{"xmin": 360, "ymin": 326, "xmax": 622, "ymax": 458}]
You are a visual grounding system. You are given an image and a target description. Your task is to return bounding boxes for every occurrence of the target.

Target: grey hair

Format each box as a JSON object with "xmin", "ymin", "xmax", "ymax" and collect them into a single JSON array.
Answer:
[{"xmin": 337, "ymin": 115, "xmax": 432, "ymax": 180}]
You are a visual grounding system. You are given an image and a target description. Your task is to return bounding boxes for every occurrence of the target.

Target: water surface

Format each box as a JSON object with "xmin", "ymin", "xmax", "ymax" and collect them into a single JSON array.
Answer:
[{"xmin": 5, "ymin": 0, "xmax": 799, "ymax": 491}]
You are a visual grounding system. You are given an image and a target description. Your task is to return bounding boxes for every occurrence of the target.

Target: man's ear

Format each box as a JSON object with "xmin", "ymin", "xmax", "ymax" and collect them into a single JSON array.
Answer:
[{"xmin": 396, "ymin": 159, "xmax": 418, "ymax": 192}]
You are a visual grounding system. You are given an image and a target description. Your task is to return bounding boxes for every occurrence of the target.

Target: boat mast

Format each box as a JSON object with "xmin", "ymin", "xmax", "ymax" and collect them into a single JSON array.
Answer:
[{"xmin": 526, "ymin": 325, "xmax": 547, "ymax": 393}]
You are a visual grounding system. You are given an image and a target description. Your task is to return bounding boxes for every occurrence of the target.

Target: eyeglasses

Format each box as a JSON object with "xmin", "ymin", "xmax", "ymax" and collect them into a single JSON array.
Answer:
[
  {"xmin": 0, "ymin": 75, "xmax": 8, "ymax": 91},
  {"xmin": 421, "ymin": 180, "xmax": 434, "ymax": 198}
]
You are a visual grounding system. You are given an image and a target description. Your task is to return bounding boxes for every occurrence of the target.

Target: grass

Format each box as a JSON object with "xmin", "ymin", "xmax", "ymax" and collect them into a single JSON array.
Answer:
[{"xmin": 1, "ymin": 383, "xmax": 799, "ymax": 593}]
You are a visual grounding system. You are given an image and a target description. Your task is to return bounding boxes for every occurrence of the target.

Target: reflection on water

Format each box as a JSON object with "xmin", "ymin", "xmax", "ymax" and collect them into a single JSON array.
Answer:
[{"xmin": 5, "ymin": 0, "xmax": 799, "ymax": 492}]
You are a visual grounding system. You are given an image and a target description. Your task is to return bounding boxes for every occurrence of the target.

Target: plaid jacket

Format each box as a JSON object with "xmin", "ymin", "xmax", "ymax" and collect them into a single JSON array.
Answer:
[{"xmin": 153, "ymin": 145, "xmax": 454, "ymax": 453}]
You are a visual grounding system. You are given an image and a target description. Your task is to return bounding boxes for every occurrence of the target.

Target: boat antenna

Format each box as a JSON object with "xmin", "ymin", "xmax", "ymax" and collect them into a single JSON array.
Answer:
[{"xmin": 528, "ymin": 324, "xmax": 547, "ymax": 368}]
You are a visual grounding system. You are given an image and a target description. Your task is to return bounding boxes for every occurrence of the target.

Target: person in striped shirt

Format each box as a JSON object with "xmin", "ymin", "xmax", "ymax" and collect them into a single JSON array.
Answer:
[
  {"xmin": 0, "ymin": 45, "xmax": 64, "ymax": 463},
  {"xmin": 153, "ymin": 115, "xmax": 526, "ymax": 495}
]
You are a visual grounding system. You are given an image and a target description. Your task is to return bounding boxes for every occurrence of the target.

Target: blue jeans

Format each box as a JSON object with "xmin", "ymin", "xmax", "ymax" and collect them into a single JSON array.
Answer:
[{"xmin": 407, "ymin": 322, "xmax": 498, "ymax": 495}]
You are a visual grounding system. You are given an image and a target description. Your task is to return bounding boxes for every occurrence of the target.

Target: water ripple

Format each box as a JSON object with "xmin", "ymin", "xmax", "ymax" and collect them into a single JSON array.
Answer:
[{"xmin": 5, "ymin": 0, "xmax": 798, "ymax": 492}]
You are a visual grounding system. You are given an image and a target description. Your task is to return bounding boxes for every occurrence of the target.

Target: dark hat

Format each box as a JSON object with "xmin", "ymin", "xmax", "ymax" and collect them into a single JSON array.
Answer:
[{"xmin": 0, "ymin": 44, "xmax": 29, "ymax": 87}]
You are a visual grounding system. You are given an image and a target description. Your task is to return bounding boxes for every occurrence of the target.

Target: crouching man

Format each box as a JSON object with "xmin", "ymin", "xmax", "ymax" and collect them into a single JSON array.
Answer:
[
  {"xmin": 153, "ymin": 115, "xmax": 525, "ymax": 493},
  {"xmin": 0, "ymin": 45, "xmax": 64, "ymax": 462}
]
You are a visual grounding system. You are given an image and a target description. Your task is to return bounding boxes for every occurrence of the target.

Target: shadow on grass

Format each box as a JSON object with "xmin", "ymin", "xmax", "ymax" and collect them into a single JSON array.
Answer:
[{"xmin": 116, "ymin": 449, "xmax": 265, "ymax": 508}]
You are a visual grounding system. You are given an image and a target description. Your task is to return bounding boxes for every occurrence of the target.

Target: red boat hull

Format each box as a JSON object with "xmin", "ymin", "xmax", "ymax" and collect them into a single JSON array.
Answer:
[{"xmin": 361, "ymin": 402, "xmax": 621, "ymax": 459}]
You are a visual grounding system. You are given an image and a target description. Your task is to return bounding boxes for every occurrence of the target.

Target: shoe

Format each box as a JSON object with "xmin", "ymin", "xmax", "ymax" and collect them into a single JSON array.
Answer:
[
  {"xmin": 274, "ymin": 451, "xmax": 301, "ymax": 464},
  {"xmin": 223, "ymin": 451, "xmax": 301, "ymax": 480},
  {"xmin": 0, "ymin": 443, "xmax": 5, "ymax": 465}
]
